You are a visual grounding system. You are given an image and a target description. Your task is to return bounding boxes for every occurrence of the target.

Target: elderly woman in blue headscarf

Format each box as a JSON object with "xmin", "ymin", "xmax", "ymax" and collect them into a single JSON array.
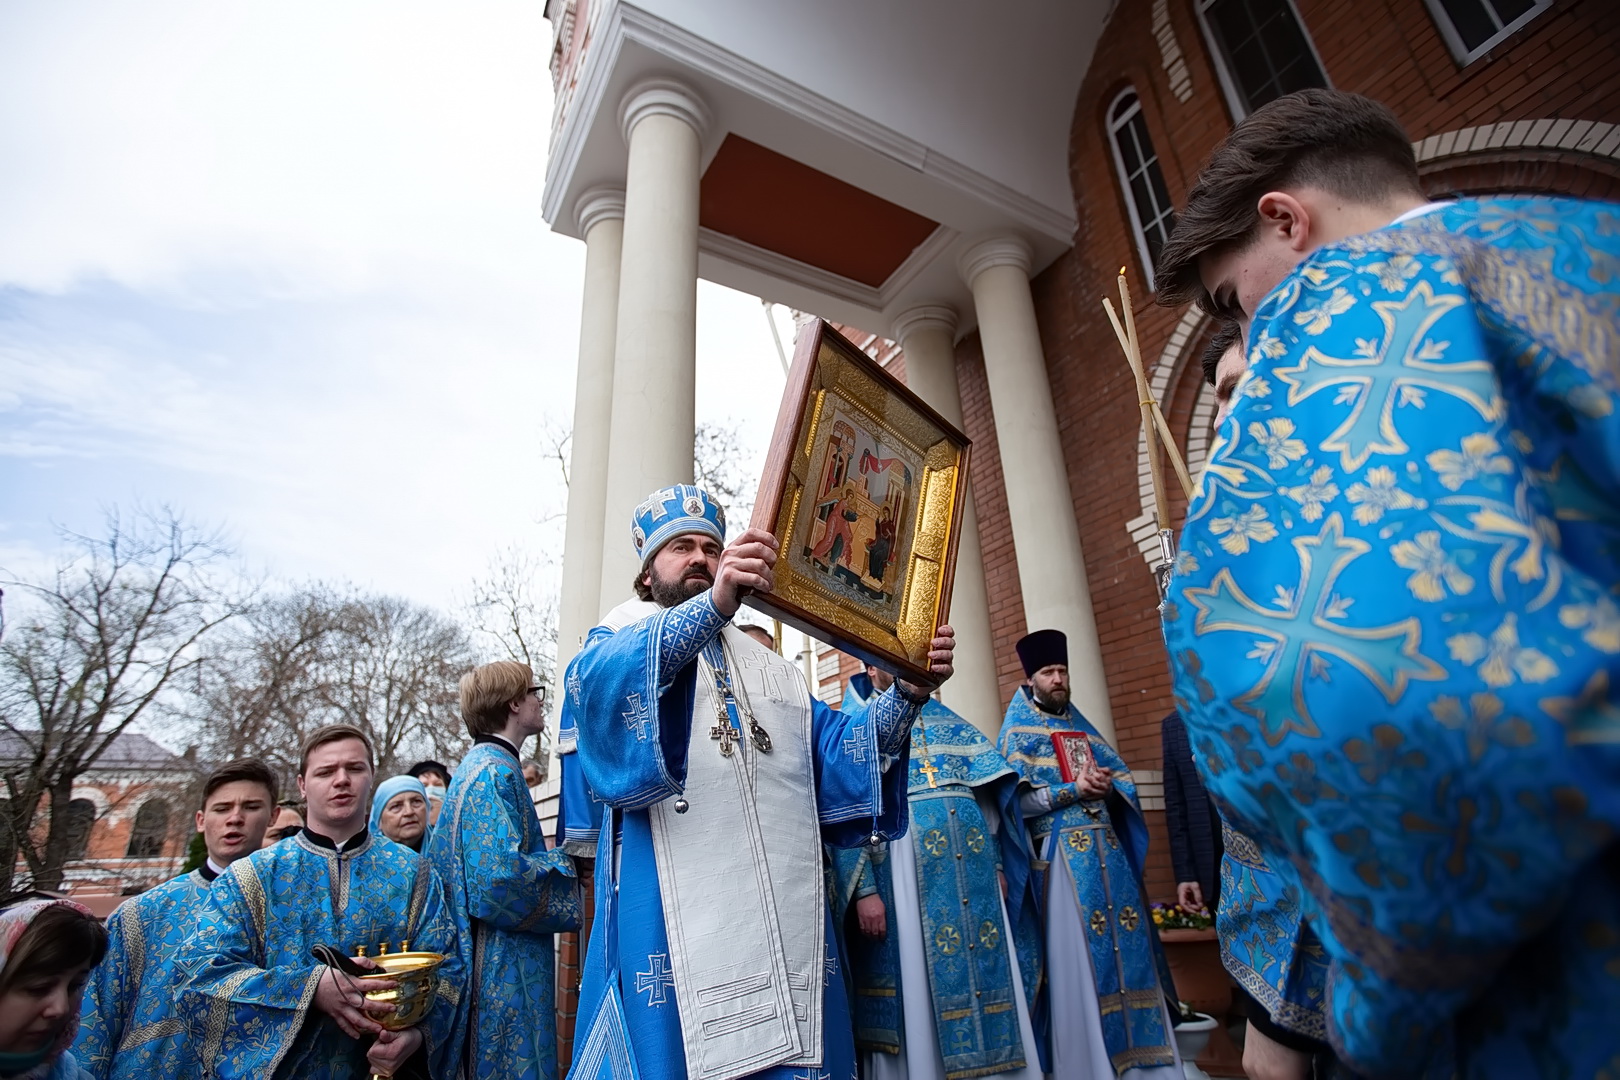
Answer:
[{"xmin": 370, "ymin": 774, "xmax": 430, "ymax": 852}]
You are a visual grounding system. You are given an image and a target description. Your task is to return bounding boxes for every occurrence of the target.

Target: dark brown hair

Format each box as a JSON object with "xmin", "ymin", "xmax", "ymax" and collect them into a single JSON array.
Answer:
[
  {"xmin": 0, "ymin": 904, "xmax": 108, "ymax": 994},
  {"xmin": 1158, "ymin": 89, "xmax": 1422, "ymax": 311},
  {"xmin": 632, "ymin": 571, "xmax": 652, "ymax": 602},
  {"xmin": 1202, "ymin": 320, "xmax": 1243, "ymax": 387},
  {"xmin": 200, "ymin": 758, "xmax": 278, "ymax": 809},
  {"xmin": 298, "ymin": 724, "xmax": 375, "ymax": 776}
]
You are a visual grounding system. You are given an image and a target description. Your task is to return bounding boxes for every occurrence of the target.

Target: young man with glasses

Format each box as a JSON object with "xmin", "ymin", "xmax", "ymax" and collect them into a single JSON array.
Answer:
[{"xmin": 426, "ymin": 661, "xmax": 579, "ymax": 1080}]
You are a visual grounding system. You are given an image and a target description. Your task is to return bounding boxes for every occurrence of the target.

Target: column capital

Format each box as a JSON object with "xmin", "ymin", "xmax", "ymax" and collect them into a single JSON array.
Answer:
[
  {"xmin": 574, "ymin": 186, "xmax": 626, "ymax": 236},
  {"xmin": 957, "ymin": 234, "xmax": 1033, "ymax": 287},
  {"xmin": 890, "ymin": 303, "xmax": 958, "ymax": 344},
  {"xmin": 619, "ymin": 77, "xmax": 712, "ymax": 145}
]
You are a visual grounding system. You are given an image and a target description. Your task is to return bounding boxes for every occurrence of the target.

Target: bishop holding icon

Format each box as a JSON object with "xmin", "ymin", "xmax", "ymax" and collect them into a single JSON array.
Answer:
[{"xmin": 560, "ymin": 485, "xmax": 955, "ymax": 1080}]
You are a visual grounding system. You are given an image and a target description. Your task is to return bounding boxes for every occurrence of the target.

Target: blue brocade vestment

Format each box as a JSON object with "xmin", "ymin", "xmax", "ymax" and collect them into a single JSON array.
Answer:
[
  {"xmin": 1163, "ymin": 197, "xmax": 1620, "ymax": 1078},
  {"xmin": 427, "ymin": 737, "xmax": 580, "ymax": 1080},
  {"xmin": 997, "ymin": 690, "xmax": 1178, "ymax": 1077},
  {"xmin": 563, "ymin": 594, "xmax": 918, "ymax": 1080},
  {"xmin": 74, "ymin": 868, "xmax": 212, "ymax": 1080},
  {"xmin": 830, "ymin": 684, "xmax": 1045, "ymax": 1080},
  {"xmin": 176, "ymin": 830, "xmax": 464, "ymax": 1079}
]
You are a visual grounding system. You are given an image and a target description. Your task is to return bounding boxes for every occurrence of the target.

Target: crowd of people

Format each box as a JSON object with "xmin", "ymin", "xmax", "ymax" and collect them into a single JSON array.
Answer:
[{"xmin": 0, "ymin": 86, "xmax": 1614, "ymax": 1080}]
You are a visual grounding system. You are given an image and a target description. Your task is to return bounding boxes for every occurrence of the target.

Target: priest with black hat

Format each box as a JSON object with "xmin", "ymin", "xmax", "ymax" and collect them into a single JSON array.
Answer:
[{"xmin": 998, "ymin": 629, "xmax": 1183, "ymax": 1080}]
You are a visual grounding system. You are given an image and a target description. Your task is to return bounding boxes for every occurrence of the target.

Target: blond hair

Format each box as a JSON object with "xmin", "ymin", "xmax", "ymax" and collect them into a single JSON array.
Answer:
[{"xmin": 459, "ymin": 659, "xmax": 533, "ymax": 737}]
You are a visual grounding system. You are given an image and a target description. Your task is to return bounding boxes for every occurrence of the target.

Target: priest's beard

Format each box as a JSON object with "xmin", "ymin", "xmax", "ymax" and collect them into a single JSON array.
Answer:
[
  {"xmin": 1032, "ymin": 685, "xmax": 1070, "ymax": 713},
  {"xmin": 649, "ymin": 563, "xmax": 715, "ymax": 608}
]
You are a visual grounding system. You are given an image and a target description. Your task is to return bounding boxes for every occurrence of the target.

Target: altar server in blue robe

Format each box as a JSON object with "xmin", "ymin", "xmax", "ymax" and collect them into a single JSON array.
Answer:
[
  {"xmin": 564, "ymin": 484, "xmax": 956, "ymax": 1080},
  {"xmin": 74, "ymin": 759, "xmax": 278, "ymax": 1080},
  {"xmin": 428, "ymin": 659, "xmax": 579, "ymax": 1080},
  {"xmin": 177, "ymin": 724, "xmax": 464, "ymax": 1079},
  {"xmin": 1156, "ymin": 87, "xmax": 1620, "ymax": 1078},
  {"xmin": 999, "ymin": 630, "xmax": 1182, "ymax": 1079},
  {"xmin": 831, "ymin": 667, "xmax": 1045, "ymax": 1080}
]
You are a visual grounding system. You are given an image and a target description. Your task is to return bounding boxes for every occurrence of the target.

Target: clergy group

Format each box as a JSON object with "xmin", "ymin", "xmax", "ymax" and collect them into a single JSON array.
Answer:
[{"xmin": 10, "ymin": 84, "xmax": 1616, "ymax": 1080}]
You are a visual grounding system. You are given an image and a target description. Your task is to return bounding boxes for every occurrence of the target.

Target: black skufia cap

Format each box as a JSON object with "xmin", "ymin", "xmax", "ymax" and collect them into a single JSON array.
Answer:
[{"xmin": 1015, "ymin": 629, "xmax": 1068, "ymax": 678}]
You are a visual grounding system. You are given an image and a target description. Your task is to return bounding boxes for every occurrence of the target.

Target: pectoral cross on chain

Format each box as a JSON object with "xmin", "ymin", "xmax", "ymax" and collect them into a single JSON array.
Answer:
[
  {"xmin": 918, "ymin": 759, "xmax": 940, "ymax": 788},
  {"xmin": 709, "ymin": 702, "xmax": 740, "ymax": 757}
]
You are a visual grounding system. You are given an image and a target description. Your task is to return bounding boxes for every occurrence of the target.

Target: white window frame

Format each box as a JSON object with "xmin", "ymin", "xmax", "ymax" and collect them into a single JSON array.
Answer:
[
  {"xmin": 1423, "ymin": 0, "xmax": 1553, "ymax": 65},
  {"xmin": 1106, "ymin": 89, "xmax": 1174, "ymax": 292},
  {"xmin": 1194, "ymin": 0, "xmax": 1332, "ymax": 121}
]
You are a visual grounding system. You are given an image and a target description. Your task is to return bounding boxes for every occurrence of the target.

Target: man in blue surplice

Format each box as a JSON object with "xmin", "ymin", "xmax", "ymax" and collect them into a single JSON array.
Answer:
[
  {"xmin": 75, "ymin": 759, "xmax": 278, "ymax": 1080},
  {"xmin": 428, "ymin": 659, "xmax": 579, "ymax": 1080},
  {"xmin": 998, "ymin": 630, "xmax": 1182, "ymax": 1080},
  {"xmin": 177, "ymin": 724, "xmax": 464, "ymax": 1079},
  {"xmin": 563, "ymin": 484, "xmax": 957, "ymax": 1080},
  {"xmin": 1155, "ymin": 87, "xmax": 1620, "ymax": 1077},
  {"xmin": 830, "ymin": 666, "xmax": 1045, "ymax": 1080}
]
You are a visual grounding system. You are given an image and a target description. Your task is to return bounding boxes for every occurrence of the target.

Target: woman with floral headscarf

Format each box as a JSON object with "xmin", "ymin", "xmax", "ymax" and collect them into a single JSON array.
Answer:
[{"xmin": 0, "ymin": 900, "xmax": 106, "ymax": 1079}]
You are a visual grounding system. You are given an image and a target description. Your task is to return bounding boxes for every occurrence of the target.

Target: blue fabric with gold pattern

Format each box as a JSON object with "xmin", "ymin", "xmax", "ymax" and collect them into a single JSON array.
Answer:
[
  {"xmin": 830, "ymin": 679, "xmax": 1045, "ymax": 1078},
  {"xmin": 427, "ymin": 739, "xmax": 579, "ymax": 1080},
  {"xmin": 1164, "ymin": 196, "xmax": 1620, "ymax": 1077},
  {"xmin": 74, "ymin": 869, "xmax": 211, "ymax": 1080},
  {"xmin": 998, "ymin": 689, "xmax": 1177, "ymax": 1075},
  {"xmin": 1214, "ymin": 822, "xmax": 1327, "ymax": 1043},
  {"xmin": 175, "ymin": 832, "xmax": 464, "ymax": 1079}
]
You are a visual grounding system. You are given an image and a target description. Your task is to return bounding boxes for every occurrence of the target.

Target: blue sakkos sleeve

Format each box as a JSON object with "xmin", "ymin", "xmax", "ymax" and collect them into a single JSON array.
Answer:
[
  {"xmin": 568, "ymin": 591, "xmax": 727, "ymax": 808},
  {"xmin": 71, "ymin": 900, "xmax": 130, "ymax": 1078},
  {"xmin": 452, "ymin": 763, "xmax": 579, "ymax": 934},
  {"xmin": 814, "ymin": 689, "xmax": 917, "ymax": 848},
  {"xmin": 1163, "ymin": 198, "xmax": 1620, "ymax": 1074}
]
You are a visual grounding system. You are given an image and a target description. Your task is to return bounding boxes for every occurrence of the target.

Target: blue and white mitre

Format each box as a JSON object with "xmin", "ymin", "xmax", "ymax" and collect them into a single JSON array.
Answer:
[{"xmin": 631, "ymin": 484, "xmax": 727, "ymax": 567}]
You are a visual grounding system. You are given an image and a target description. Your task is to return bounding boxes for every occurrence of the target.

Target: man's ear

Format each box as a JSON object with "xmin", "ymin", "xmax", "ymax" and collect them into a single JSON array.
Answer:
[{"xmin": 1255, "ymin": 190, "xmax": 1313, "ymax": 252}]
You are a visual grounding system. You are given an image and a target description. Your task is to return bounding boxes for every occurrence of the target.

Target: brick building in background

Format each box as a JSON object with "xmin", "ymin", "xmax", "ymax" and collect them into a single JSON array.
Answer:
[
  {"xmin": 2, "ymin": 733, "xmax": 195, "ymax": 916},
  {"xmin": 542, "ymin": 0, "xmax": 1617, "ymax": 1064}
]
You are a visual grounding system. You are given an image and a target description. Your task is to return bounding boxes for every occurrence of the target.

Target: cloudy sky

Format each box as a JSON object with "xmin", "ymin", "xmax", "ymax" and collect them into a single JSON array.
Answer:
[{"xmin": 0, "ymin": 1, "xmax": 796, "ymax": 612}]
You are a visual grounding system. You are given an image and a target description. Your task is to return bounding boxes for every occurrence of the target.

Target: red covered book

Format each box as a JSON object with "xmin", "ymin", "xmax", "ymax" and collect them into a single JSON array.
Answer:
[{"xmin": 1051, "ymin": 730, "xmax": 1098, "ymax": 784}]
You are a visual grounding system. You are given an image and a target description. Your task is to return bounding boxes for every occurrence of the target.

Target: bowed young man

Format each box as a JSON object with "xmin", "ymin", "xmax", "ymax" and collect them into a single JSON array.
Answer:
[
  {"xmin": 426, "ymin": 660, "xmax": 578, "ymax": 1080},
  {"xmin": 1156, "ymin": 87, "xmax": 1620, "ymax": 1077},
  {"xmin": 178, "ymin": 725, "xmax": 463, "ymax": 1079},
  {"xmin": 75, "ymin": 759, "xmax": 278, "ymax": 1080},
  {"xmin": 562, "ymin": 484, "xmax": 955, "ymax": 1080}
]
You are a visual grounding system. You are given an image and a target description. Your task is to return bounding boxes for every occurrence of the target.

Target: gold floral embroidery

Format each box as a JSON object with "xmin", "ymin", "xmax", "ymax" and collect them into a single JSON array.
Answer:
[
  {"xmin": 1390, "ymin": 530, "xmax": 1475, "ymax": 601},
  {"xmin": 1345, "ymin": 466, "xmax": 1425, "ymax": 525},
  {"xmin": 1559, "ymin": 595, "xmax": 1620, "ymax": 653},
  {"xmin": 1210, "ymin": 505, "xmax": 1278, "ymax": 554},
  {"xmin": 1119, "ymin": 906, "xmax": 1140, "ymax": 932},
  {"xmin": 1427, "ymin": 433, "xmax": 1514, "ymax": 491},
  {"xmin": 1248, "ymin": 418, "xmax": 1308, "ymax": 469},
  {"xmin": 1447, "ymin": 614, "xmax": 1559, "ymax": 688},
  {"xmin": 1282, "ymin": 466, "xmax": 1340, "ymax": 523},
  {"xmin": 1429, "ymin": 693, "xmax": 1534, "ymax": 762}
]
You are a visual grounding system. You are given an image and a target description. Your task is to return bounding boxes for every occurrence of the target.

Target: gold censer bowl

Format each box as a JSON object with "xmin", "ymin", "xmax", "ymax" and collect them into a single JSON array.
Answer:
[{"xmin": 352, "ymin": 942, "xmax": 446, "ymax": 1031}]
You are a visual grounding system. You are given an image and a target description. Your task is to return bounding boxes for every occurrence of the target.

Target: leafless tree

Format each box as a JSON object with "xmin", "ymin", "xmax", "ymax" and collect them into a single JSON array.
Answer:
[
  {"xmin": 464, "ymin": 547, "xmax": 558, "ymax": 680},
  {"xmin": 0, "ymin": 509, "xmax": 243, "ymax": 901},
  {"xmin": 197, "ymin": 586, "xmax": 479, "ymax": 786},
  {"xmin": 695, "ymin": 420, "xmax": 761, "ymax": 533}
]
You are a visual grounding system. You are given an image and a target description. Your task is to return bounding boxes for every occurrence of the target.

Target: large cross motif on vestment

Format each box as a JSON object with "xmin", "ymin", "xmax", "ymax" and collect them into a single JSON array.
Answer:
[
  {"xmin": 1184, "ymin": 514, "xmax": 1446, "ymax": 746},
  {"xmin": 1274, "ymin": 282, "xmax": 1498, "ymax": 472}
]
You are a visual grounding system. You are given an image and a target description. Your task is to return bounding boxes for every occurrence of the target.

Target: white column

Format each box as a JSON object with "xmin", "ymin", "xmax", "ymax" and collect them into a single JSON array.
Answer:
[
  {"xmin": 891, "ymin": 304, "xmax": 1004, "ymax": 737},
  {"xmin": 597, "ymin": 78, "xmax": 710, "ymax": 605},
  {"xmin": 958, "ymin": 236, "xmax": 1115, "ymax": 742},
  {"xmin": 556, "ymin": 188, "xmax": 625, "ymax": 674}
]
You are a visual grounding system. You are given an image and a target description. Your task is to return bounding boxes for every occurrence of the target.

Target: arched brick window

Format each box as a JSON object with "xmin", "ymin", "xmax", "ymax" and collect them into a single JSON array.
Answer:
[
  {"xmin": 64, "ymin": 798, "xmax": 97, "ymax": 861},
  {"xmin": 125, "ymin": 798, "xmax": 171, "ymax": 859},
  {"xmin": 1196, "ymin": 0, "xmax": 1328, "ymax": 118},
  {"xmin": 1423, "ymin": 0, "xmax": 1553, "ymax": 65},
  {"xmin": 1107, "ymin": 90, "xmax": 1177, "ymax": 289}
]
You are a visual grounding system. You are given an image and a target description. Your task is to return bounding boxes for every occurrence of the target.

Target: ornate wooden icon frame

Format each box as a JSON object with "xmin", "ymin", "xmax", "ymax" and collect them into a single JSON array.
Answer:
[{"xmin": 746, "ymin": 319, "xmax": 971, "ymax": 685}]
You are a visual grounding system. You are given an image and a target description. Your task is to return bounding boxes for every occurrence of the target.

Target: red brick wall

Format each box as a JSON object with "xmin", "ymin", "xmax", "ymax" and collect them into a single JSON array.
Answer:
[{"xmin": 955, "ymin": 0, "xmax": 1620, "ymax": 902}]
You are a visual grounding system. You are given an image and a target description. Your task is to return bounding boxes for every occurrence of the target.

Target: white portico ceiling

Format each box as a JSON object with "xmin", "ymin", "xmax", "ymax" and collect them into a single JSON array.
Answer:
[{"xmin": 543, "ymin": 0, "xmax": 1113, "ymax": 337}]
